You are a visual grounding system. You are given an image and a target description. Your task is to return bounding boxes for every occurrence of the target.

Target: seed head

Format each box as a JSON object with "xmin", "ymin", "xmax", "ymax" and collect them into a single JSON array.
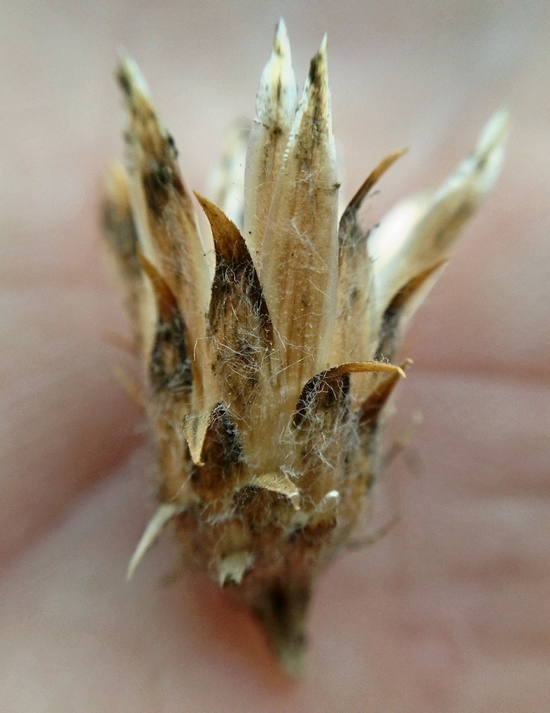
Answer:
[{"xmin": 103, "ymin": 19, "xmax": 508, "ymax": 677}]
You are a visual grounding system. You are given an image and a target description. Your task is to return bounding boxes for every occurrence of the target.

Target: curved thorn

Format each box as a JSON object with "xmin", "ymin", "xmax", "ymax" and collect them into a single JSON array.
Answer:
[{"xmin": 127, "ymin": 503, "xmax": 184, "ymax": 581}]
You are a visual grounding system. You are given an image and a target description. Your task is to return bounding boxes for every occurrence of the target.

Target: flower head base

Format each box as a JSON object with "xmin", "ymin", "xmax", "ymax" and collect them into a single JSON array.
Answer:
[{"xmin": 104, "ymin": 19, "xmax": 508, "ymax": 676}]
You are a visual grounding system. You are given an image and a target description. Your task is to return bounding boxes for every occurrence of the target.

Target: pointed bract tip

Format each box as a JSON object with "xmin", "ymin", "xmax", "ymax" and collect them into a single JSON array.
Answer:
[
  {"xmin": 344, "ymin": 145, "xmax": 409, "ymax": 219},
  {"xmin": 193, "ymin": 191, "xmax": 246, "ymax": 263},
  {"xmin": 273, "ymin": 17, "xmax": 290, "ymax": 56},
  {"xmin": 182, "ymin": 410, "xmax": 211, "ymax": 466},
  {"xmin": 476, "ymin": 107, "xmax": 511, "ymax": 155},
  {"xmin": 126, "ymin": 503, "xmax": 182, "ymax": 581},
  {"xmin": 308, "ymin": 34, "xmax": 328, "ymax": 87},
  {"xmin": 116, "ymin": 52, "xmax": 150, "ymax": 100},
  {"xmin": 218, "ymin": 551, "xmax": 253, "ymax": 587}
]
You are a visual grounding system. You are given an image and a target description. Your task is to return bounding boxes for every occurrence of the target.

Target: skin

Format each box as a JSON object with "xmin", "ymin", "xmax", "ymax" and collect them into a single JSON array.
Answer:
[{"xmin": 1, "ymin": 1, "xmax": 549, "ymax": 711}]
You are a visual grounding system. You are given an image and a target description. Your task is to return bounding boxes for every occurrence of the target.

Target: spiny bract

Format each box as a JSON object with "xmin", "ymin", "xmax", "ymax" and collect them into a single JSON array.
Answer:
[{"xmin": 103, "ymin": 19, "xmax": 508, "ymax": 676}]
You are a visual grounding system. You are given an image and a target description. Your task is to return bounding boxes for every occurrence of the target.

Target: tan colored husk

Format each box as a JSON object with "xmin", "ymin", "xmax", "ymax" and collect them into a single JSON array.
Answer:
[{"xmin": 104, "ymin": 19, "xmax": 508, "ymax": 677}]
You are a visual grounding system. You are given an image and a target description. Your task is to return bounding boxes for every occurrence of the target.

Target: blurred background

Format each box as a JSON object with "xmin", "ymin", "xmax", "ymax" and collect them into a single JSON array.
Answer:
[{"xmin": 1, "ymin": 2, "xmax": 549, "ymax": 712}]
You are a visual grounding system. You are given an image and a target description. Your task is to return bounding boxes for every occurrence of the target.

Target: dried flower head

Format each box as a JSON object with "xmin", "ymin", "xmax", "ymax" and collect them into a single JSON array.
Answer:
[{"xmin": 103, "ymin": 19, "xmax": 508, "ymax": 676}]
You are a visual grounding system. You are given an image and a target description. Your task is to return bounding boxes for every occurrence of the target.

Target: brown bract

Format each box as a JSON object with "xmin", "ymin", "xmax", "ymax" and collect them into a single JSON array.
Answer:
[{"xmin": 103, "ymin": 19, "xmax": 508, "ymax": 676}]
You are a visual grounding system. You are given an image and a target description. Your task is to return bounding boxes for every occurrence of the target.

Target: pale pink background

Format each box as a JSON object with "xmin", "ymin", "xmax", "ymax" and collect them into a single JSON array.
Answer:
[{"xmin": 1, "ymin": 1, "xmax": 549, "ymax": 711}]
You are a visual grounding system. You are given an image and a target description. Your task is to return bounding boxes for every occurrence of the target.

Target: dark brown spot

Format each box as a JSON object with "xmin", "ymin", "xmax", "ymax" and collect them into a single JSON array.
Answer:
[
  {"xmin": 138, "ymin": 253, "xmax": 192, "ymax": 394},
  {"xmin": 308, "ymin": 54, "xmax": 320, "ymax": 86},
  {"xmin": 116, "ymin": 66, "xmax": 132, "ymax": 97},
  {"xmin": 142, "ymin": 161, "xmax": 172, "ymax": 216},
  {"xmin": 190, "ymin": 404, "xmax": 244, "ymax": 499},
  {"xmin": 293, "ymin": 370, "xmax": 349, "ymax": 429},
  {"xmin": 252, "ymin": 582, "xmax": 310, "ymax": 658},
  {"xmin": 166, "ymin": 132, "xmax": 179, "ymax": 158},
  {"xmin": 149, "ymin": 307, "xmax": 192, "ymax": 394}
]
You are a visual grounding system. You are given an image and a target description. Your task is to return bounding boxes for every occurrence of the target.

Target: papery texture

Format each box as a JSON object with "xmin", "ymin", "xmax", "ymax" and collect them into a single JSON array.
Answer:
[{"xmin": 104, "ymin": 22, "xmax": 508, "ymax": 676}]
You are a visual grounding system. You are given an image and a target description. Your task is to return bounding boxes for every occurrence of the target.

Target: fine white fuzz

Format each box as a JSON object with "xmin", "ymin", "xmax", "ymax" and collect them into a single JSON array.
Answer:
[{"xmin": 104, "ymin": 21, "xmax": 509, "ymax": 676}]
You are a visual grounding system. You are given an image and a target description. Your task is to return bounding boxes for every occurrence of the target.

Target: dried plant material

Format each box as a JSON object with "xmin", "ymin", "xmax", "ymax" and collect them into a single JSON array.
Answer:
[
  {"xmin": 126, "ymin": 502, "xmax": 184, "ymax": 581},
  {"xmin": 104, "ymin": 19, "xmax": 508, "ymax": 677}
]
